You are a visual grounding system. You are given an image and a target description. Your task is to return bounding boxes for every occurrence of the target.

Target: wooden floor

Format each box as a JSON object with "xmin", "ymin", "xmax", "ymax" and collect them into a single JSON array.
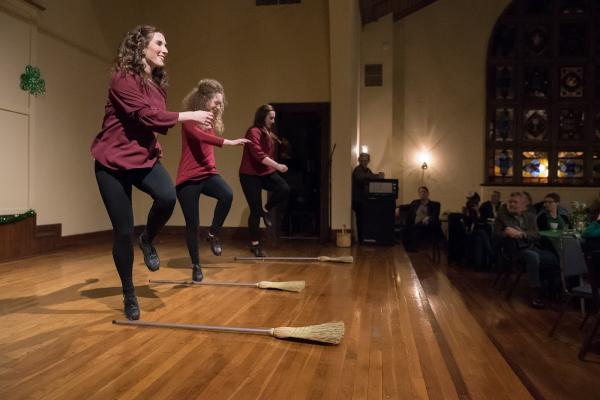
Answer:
[
  {"xmin": 408, "ymin": 251, "xmax": 600, "ymax": 400},
  {"xmin": 0, "ymin": 235, "xmax": 553, "ymax": 399}
]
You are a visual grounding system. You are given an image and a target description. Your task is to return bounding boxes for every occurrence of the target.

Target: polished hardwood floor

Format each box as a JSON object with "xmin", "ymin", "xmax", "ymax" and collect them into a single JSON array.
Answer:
[
  {"xmin": 1, "ymin": 234, "xmax": 584, "ymax": 399},
  {"xmin": 408, "ymin": 251, "xmax": 600, "ymax": 400}
]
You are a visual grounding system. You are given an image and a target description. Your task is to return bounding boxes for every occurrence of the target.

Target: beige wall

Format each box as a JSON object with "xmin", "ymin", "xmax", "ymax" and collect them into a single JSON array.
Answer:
[
  {"xmin": 329, "ymin": 0, "xmax": 361, "ymax": 229},
  {"xmin": 0, "ymin": 0, "xmax": 140, "ymax": 235},
  {"xmin": 393, "ymin": 0, "xmax": 510, "ymax": 211},
  {"xmin": 0, "ymin": 5, "xmax": 32, "ymax": 214},
  {"xmin": 359, "ymin": 13, "xmax": 394, "ymax": 178}
]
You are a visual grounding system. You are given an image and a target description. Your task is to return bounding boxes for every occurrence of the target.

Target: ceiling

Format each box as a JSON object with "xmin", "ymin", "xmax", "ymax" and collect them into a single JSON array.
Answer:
[{"xmin": 359, "ymin": 0, "xmax": 439, "ymax": 25}]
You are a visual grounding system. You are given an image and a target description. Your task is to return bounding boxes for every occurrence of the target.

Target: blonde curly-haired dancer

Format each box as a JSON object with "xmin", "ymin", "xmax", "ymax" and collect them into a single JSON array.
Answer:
[{"xmin": 176, "ymin": 79, "xmax": 249, "ymax": 282}]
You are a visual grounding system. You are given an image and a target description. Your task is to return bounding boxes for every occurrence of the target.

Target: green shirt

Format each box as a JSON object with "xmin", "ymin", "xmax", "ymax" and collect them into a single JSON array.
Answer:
[{"xmin": 582, "ymin": 221, "xmax": 600, "ymax": 239}]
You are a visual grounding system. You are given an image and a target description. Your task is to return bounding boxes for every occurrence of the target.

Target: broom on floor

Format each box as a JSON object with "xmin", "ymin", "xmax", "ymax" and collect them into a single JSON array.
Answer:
[
  {"xmin": 113, "ymin": 319, "xmax": 345, "ymax": 344},
  {"xmin": 149, "ymin": 279, "xmax": 305, "ymax": 292},
  {"xmin": 233, "ymin": 255, "xmax": 354, "ymax": 264}
]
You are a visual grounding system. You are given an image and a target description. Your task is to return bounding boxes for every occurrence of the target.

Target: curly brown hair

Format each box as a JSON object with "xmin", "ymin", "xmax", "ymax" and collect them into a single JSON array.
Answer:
[
  {"xmin": 182, "ymin": 79, "xmax": 225, "ymax": 133},
  {"xmin": 114, "ymin": 25, "xmax": 168, "ymax": 89}
]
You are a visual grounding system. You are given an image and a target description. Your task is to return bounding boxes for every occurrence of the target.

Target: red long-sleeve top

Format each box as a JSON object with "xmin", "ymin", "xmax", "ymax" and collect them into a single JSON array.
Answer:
[
  {"xmin": 239, "ymin": 127, "xmax": 276, "ymax": 176},
  {"xmin": 91, "ymin": 71, "xmax": 179, "ymax": 170},
  {"xmin": 175, "ymin": 121, "xmax": 225, "ymax": 186}
]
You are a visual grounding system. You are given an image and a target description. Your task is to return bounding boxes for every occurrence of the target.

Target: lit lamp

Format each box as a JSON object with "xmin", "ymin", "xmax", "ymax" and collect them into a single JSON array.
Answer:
[
  {"xmin": 361, "ymin": 145, "xmax": 369, "ymax": 154},
  {"xmin": 416, "ymin": 150, "xmax": 431, "ymax": 170}
]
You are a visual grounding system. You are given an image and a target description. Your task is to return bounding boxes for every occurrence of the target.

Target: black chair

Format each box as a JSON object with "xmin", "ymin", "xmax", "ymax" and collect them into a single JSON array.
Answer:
[
  {"xmin": 493, "ymin": 240, "xmax": 525, "ymax": 300},
  {"xmin": 579, "ymin": 250, "xmax": 600, "ymax": 360},
  {"xmin": 447, "ymin": 212, "xmax": 466, "ymax": 264},
  {"xmin": 394, "ymin": 204, "xmax": 411, "ymax": 242},
  {"xmin": 548, "ymin": 237, "xmax": 597, "ymax": 337}
]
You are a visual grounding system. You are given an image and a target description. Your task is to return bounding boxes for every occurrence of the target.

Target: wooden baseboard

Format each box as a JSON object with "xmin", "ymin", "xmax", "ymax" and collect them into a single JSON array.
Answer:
[
  {"xmin": 0, "ymin": 216, "xmax": 61, "ymax": 263},
  {"xmin": 1, "ymin": 220, "xmax": 332, "ymax": 263}
]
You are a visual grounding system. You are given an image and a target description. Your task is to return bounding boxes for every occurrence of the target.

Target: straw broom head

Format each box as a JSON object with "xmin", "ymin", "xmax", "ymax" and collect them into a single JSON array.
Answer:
[
  {"xmin": 272, "ymin": 321, "xmax": 345, "ymax": 344},
  {"xmin": 257, "ymin": 280, "xmax": 306, "ymax": 292},
  {"xmin": 318, "ymin": 256, "xmax": 354, "ymax": 263}
]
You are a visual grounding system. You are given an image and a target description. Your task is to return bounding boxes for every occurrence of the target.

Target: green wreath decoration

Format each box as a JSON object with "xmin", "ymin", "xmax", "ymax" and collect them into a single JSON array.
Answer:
[{"xmin": 20, "ymin": 65, "xmax": 46, "ymax": 96}]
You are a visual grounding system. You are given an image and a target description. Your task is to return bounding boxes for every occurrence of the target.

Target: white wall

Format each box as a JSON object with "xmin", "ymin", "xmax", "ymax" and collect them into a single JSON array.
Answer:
[
  {"xmin": 359, "ymin": 13, "xmax": 394, "ymax": 178},
  {"xmin": 0, "ymin": 6, "xmax": 33, "ymax": 214}
]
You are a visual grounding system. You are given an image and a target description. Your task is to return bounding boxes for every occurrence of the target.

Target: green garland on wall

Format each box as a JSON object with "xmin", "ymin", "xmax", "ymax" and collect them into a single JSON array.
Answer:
[
  {"xmin": 20, "ymin": 65, "xmax": 46, "ymax": 96},
  {"xmin": 0, "ymin": 209, "xmax": 36, "ymax": 225}
]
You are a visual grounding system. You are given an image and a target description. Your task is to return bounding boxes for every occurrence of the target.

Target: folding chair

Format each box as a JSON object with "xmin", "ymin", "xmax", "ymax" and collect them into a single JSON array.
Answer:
[
  {"xmin": 579, "ymin": 250, "xmax": 600, "ymax": 360},
  {"xmin": 548, "ymin": 237, "xmax": 594, "ymax": 335}
]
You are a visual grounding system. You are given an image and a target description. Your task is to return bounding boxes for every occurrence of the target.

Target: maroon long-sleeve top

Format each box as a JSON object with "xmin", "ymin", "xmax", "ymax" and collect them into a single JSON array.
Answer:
[
  {"xmin": 91, "ymin": 71, "xmax": 179, "ymax": 170},
  {"xmin": 175, "ymin": 121, "xmax": 225, "ymax": 186},
  {"xmin": 239, "ymin": 126, "xmax": 276, "ymax": 176}
]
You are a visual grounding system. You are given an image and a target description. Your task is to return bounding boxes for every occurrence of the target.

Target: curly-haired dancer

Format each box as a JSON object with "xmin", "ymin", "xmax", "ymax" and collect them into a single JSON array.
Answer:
[
  {"xmin": 175, "ymin": 79, "xmax": 249, "ymax": 281},
  {"xmin": 91, "ymin": 25, "xmax": 214, "ymax": 320}
]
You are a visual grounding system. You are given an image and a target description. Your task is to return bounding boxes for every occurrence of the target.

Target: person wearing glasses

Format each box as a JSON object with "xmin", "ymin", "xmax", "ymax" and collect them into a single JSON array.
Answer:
[{"xmin": 537, "ymin": 193, "xmax": 570, "ymax": 231}]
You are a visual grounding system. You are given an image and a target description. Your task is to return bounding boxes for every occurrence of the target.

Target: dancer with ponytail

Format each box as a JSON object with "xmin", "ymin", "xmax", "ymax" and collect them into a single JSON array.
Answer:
[{"xmin": 239, "ymin": 105, "xmax": 290, "ymax": 257}]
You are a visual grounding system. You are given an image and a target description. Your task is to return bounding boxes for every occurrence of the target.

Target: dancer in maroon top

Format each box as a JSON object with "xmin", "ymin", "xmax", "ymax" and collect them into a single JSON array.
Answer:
[
  {"xmin": 176, "ymin": 79, "xmax": 249, "ymax": 281},
  {"xmin": 92, "ymin": 25, "xmax": 214, "ymax": 320},
  {"xmin": 239, "ymin": 105, "xmax": 290, "ymax": 256}
]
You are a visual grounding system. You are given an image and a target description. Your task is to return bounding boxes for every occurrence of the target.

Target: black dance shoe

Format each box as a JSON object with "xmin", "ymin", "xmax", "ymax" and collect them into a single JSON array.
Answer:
[
  {"xmin": 262, "ymin": 210, "xmax": 273, "ymax": 228},
  {"xmin": 250, "ymin": 244, "xmax": 266, "ymax": 257},
  {"xmin": 192, "ymin": 264, "xmax": 204, "ymax": 282},
  {"xmin": 138, "ymin": 233, "xmax": 160, "ymax": 271},
  {"xmin": 123, "ymin": 294, "xmax": 140, "ymax": 320},
  {"xmin": 206, "ymin": 234, "xmax": 222, "ymax": 256}
]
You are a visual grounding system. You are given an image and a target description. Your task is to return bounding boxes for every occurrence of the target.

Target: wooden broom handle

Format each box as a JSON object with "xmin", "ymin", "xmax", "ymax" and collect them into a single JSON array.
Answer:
[{"xmin": 113, "ymin": 319, "xmax": 273, "ymax": 335}]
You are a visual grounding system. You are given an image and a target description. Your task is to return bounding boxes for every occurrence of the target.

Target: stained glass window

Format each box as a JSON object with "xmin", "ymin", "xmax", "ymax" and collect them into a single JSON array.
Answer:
[
  {"xmin": 596, "ymin": 65, "xmax": 600, "ymax": 100},
  {"xmin": 486, "ymin": 0, "xmax": 599, "ymax": 186},
  {"xmin": 494, "ymin": 109, "xmax": 514, "ymax": 141},
  {"xmin": 523, "ymin": 109, "xmax": 548, "ymax": 141},
  {"xmin": 560, "ymin": 0, "xmax": 587, "ymax": 15},
  {"xmin": 522, "ymin": 151, "xmax": 549, "ymax": 182},
  {"xmin": 557, "ymin": 151, "xmax": 584, "ymax": 178},
  {"xmin": 494, "ymin": 150, "xmax": 514, "ymax": 177},
  {"xmin": 493, "ymin": 66, "xmax": 514, "ymax": 99},
  {"xmin": 560, "ymin": 67, "xmax": 584, "ymax": 98},
  {"xmin": 559, "ymin": 24, "xmax": 587, "ymax": 58},
  {"xmin": 593, "ymin": 152, "xmax": 600, "ymax": 181},
  {"xmin": 524, "ymin": 66, "xmax": 550, "ymax": 99},
  {"xmin": 490, "ymin": 25, "xmax": 516, "ymax": 58},
  {"xmin": 558, "ymin": 108, "xmax": 585, "ymax": 140},
  {"xmin": 525, "ymin": 25, "xmax": 551, "ymax": 57},
  {"xmin": 525, "ymin": 0, "xmax": 552, "ymax": 15}
]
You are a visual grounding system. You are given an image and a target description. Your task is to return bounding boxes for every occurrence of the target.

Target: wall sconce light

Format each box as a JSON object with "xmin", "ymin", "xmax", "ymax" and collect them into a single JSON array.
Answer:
[
  {"xmin": 361, "ymin": 145, "xmax": 369, "ymax": 154},
  {"xmin": 415, "ymin": 149, "xmax": 431, "ymax": 170}
]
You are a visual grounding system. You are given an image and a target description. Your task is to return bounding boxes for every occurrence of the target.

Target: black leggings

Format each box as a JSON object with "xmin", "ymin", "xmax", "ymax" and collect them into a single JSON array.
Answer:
[
  {"xmin": 94, "ymin": 161, "xmax": 176, "ymax": 294},
  {"xmin": 239, "ymin": 172, "xmax": 290, "ymax": 241},
  {"xmin": 176, "ymin": 175, "xmax": 233, "ymax": 264}
]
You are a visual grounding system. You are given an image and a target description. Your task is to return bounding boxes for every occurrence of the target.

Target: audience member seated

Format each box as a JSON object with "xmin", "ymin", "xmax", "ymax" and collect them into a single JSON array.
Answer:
[
  {"xmin": 537, "ymin": 193, "xmax": 571, "ymax": 231},
  {"xmin": 495, "ymin": 192, "xmax": 559, "ymax": 309},
  {"xmin": 480, "ymin": 191, "xmax": 502, "ymax": 221},
  {"xmin": 402, "ymin": 186, "xmax": 442, "ymax": 252},
  {"xmin": 462, "ymin": 192, "xmax": 481, "ymax": 231},
  {"xmin": 351, "ymin": 152, "xmax": 383, "ymax": 243},
  {"xmin": 462, "ymin": 192, "xmax": 493, "ymax": 268}
]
